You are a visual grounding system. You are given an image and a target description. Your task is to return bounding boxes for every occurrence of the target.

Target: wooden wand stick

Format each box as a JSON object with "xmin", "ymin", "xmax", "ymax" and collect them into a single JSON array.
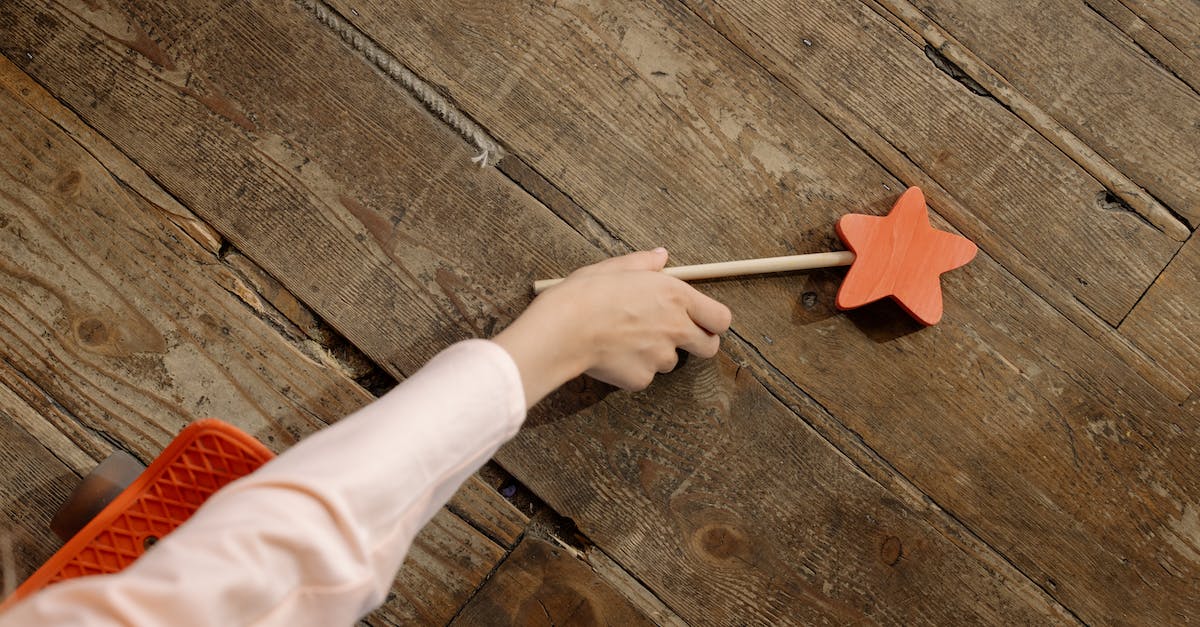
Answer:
[{"xmin": 533, "ymin": 251, "xmax": 856, "ymax": 294}]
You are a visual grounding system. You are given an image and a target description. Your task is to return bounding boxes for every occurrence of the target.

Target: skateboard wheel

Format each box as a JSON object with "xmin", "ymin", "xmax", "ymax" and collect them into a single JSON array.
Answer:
[{"xmin": 50, "ymin": 451, "xmax": 146, "ymax": 542}]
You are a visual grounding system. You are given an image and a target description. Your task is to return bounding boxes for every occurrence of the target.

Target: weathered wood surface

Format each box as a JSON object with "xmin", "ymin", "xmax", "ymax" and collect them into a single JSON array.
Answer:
[
  {"xmin": 1099, "ymin": 0, "xmax": 1200, "ymax": 87},
  {"xmin": 896, "ymin": 0, "xmax": 1200, "ymax": 226},
  {"xmin": 318, "ymin": 2, "xmax": 1189, "ymax": 402},
  {"xmin": 295, "ymin": 0, "xmax": 1194, "ymax": 622},
  {"xmin": 689, "ymin": 0, "xmax": 1187, "ymax": 319},
  {"xmin": 872, "ymin": 0, "xmax": 1192, "ymax": 242},
  {"xmin": 521, "ymin": 354, "xmax": 1077, "ymax": 624},
  {"xmin": 0, "ymin": 62, "xmax": 526, "ymax": 625},
  {"xmin": 1121, "ymin": 233, "xmax": 1200, "ymax": 398},
  {"xmin": 0, "ymin": 375, "xmax": 81, "ymax": 595},
  {"xmin": 450, "ymin": 537, "xmax": 657, "ymax": 627},
  {"xmin": 335, "ymin": 0, "xmax": 1177, "ymax": 326},
  {"xmin": 1084, "ymin": 0, "xmax": 1200, "ymax": 93},
  {"xmin": 0, "ymin": 0, "xmax": 1096, "ymax": 623}
]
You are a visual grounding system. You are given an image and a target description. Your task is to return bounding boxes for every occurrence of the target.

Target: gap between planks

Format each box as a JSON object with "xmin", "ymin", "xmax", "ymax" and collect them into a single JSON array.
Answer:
[
  {"xmin": 871, "ymin": 0, "xmax": 1191, "ymax": 240},
  {"xmin": 672, "ymin": 0, "xmax": 1192, "ymax": 404},
  {"xmin": 1083, "ymin": 0, "xmax": 1200, "ymax": 96},
  {"xmin": 495, "ymin": 154, "xmax": 1081, "ymax": 623},
  {"xmin": 1115, "ymin": 228, "xmax": 1197, "ymax": 329},
  {"xmin": 0, "ymin": 59, "xmax": 224, "ymax": 256},
  {"xmin": 1, "ymin": 52, "xmax": 681, "ymax": 625},
  {"xmin": 0, "ymin": 55, "xmax": 387, "ymax": 395},
  {"xmin": 283, "ymin": 4, "xmax": 1067, "ymax": 613}
]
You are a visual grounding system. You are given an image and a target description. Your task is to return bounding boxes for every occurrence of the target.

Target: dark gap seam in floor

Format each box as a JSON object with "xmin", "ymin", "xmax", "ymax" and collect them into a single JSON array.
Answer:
[
  {"xmin": 723, "ymin": 330, "xmax": 1087, "ymax": 624},
  {"xmin": 673, "ymin": 0, "xmax": 1189, "ymax": 400},
  {"xmin": 1116, "ymin": 230, "xmax": 1194, "ymax": 329},
  {"xmin": 496, "ymin": 144, "xmax": 1080, "ymax": 620},
  {"xmin": 1083, "ymin": 0, "xmax": 1200, "ymax": 99},
  {"xmin": 442, "ymin": 529, "xmax": 527, "ymax": 626},
  {"xmin": 869, "ymin": 0, "xmax": 1194, "ymax": 233},
  {"xmin": 0, "ymin": 375, "xmax": 87, "ymax": 481},
  {"xmin": 0, "ymin": 355, "xmax": 122, "ymax": 464}
]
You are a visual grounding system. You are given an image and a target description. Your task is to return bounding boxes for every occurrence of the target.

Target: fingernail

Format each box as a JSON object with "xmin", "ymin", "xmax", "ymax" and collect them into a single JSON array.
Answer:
[{"xmin": 652, "ymin": 247, "xmax": 667, "ymax": 255}]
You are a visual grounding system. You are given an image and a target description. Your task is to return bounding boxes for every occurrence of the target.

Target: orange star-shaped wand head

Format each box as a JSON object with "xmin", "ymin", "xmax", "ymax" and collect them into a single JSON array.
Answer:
[{"xmin": 835, "ymin": 187, "xmax": 977, "ymax": 325}]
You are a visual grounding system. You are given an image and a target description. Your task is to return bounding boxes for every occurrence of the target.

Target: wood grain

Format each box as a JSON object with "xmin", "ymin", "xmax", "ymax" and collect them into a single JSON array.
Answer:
[
  {"xmin": 295, "ymin": 0, "xmax": 1198, "ymax": 622},
  {"xmin": 507, "ymin": 355, "xmax": 1073, "ymax": 624},
  {"xmin": 0, "ymin": 376, "xmax": 84, "ymax": 594},
  {"xmin": 0, "ymin": 50, "xmax": 222, "ymax": 255},
  {"xmin": 684, "ymin": 0, "xmax": 1184, "ymax": 322},
  {"xmin": 3, "ymin": 0, "xmax": 601, "ymax": 377},
  {"xmin": 0, "ymin": 62, "xmax": 521, "ymax": 624},
  {"xmin": 449, "ymin": 537, "xmax": 657, "ymax": 627},
  {"xmin": 446, "ymin": 473, "xmax": 528, "ymax": 549},
  {"xmin": 1110, "ymin": 0, "xmax": 1200, "ymax": 82},
  {"xmin": 872, "ymin": 0, "xmax": 1189, "ymax": 242},
  {"xmin": 1082, "ymin": 0, "xmax": 1200, "ymax": 93},
  {"xmin": 0, "ymin": 0, "xmax": 1089, "ymax": 622},
  {"xmin": 1120, "ymin": 233, "xmax": 1200, "ymax": 397},
  {"xmin": 898, "ymin": 0, "xmax": 1200, "ymax": 225},
  {"xmin": 331, "ymin": 0, "xmax": 1177, "ymax": 326}
]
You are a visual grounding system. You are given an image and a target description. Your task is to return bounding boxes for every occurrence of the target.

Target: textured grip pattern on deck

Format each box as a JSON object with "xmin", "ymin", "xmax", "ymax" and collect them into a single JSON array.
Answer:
[{"xmin": 8, "ymin": 420, "xmax": 274, "ymax": 603}]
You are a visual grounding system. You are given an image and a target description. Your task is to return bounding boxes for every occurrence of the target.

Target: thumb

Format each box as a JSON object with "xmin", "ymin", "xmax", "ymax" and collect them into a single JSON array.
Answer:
[{"xmin": 592, "ymin": 248, "xmax": 669, "ymax": 273}]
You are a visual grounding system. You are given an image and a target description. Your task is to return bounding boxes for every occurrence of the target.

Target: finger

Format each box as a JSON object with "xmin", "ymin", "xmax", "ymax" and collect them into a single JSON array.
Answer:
[
  {"xmin": 584, "ymin": 248, "xmax": 669, "ymax": 275},
  {"xmin": 682, "ymin": 286, "xmax": 733, "ymax": 335},
  {"xmin": 679, "ymin": 327, "xmax": 720, "ymax": 359},
  {"xmin": 655, "ymin": 347, "xmax": 680, "ymax": 373}
]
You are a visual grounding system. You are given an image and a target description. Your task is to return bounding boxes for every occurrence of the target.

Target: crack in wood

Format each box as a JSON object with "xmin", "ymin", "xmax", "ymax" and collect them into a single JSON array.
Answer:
[
  {"xmin": 923, "ymin": 44, "xmax": 993, "ymax": 99},
  {"xmin": 495, "ymin": 146, "xmax": 1080, "ymax": 621},
  {"xmin": 672, "ymin": 0, "xmax": 1191, "ymax": 402},
  {"xmin": 870, "ymin": 0, "xmax": 1192, "ymax": 239},
  {"xmin": 719, "ymin": 330, "xmax": 1088, "ymax": 624}
]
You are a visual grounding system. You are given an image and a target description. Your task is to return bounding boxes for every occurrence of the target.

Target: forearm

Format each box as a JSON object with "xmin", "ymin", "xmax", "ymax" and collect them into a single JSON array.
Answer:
[{"xmin": 1, "ymin": 340, "xmax": 526, "ymax": 627}]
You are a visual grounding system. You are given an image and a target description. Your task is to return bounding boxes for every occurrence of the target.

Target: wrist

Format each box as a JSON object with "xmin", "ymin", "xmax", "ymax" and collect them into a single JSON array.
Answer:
[{"xmin": 493, "ymin": 299, "xmax": 591, "ymax": 408}]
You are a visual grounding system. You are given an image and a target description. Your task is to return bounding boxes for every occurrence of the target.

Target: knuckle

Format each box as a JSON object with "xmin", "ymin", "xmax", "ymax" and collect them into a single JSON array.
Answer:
[
  {"xmin": 704, "ymin": 335, "xmax": 721, "ymax": 357},
  {"xmin": 631, "ymin": 372, "xmax": 655, "ymax": 391}
]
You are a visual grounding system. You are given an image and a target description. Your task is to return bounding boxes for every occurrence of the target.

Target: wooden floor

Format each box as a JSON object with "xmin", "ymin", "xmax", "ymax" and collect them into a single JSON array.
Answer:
[{"xmin": 1, "ymin": 0, "xmax": 1197, "ymax": 624}]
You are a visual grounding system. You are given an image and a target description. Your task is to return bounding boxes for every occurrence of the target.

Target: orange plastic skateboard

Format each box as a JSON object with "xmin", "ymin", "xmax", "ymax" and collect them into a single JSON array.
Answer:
[{"xmin": 4, "ymin": 420, "xmax": 273, "ymax": 607}]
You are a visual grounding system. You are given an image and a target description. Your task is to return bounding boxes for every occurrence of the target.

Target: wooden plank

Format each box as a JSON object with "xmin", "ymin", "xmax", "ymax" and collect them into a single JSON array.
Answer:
[
  {"xmin": 1110, "ymin": 0, "xmax": 1200, "ymax": 79},
  {"xmin": 870, "ymin": 0, "xmax": 1191, "ymax": 241},
  {"xmin": 449, "ymin": 537, "xmax": 657, "ymax": 627},
  {"xmin": 516, "ymin": 355, "xmax": 1078, "ymax": 624},
  {"xmin": 0, "ymin": 361, "xmax": 98, "ymax": 477},
  {"xmin": 446, "ymin": 474, "xmax": 527, "ymax": 549},
  {"xmin": 1121, "ymin": 0, "xmax": 1200, "ymax": 49},
  {"xmin": 268, "ymin": 1, "xmax": 1199, "ymax": 622},
  {"xmin": 1120, "ymin": 233, "xmax": 1200, "ymax": 396},
  {"xmin": 326, "ymin": 0, "xmax": 1178, "ymax": 327},
  {"xmin": 893, "ymin": 0, "xmax": 1200, "ymax": 225},
  {"xmin": 0, "ymin": 0, "xmax": 1084, "ymax": 622},
  {"xmin": 1083, "ymin": 0, "xmax": 1200, "ymax": 93},
  {"xmin": 0, "ymin": 48, "xmax": 222, "ymax": 256},
  {"xmin": 0, "ymin": 63, "xmax": 522, "ymax": 624},
  {"xmin": 0, "ymin": 377, "xmax": 83, "ymax": 595}
]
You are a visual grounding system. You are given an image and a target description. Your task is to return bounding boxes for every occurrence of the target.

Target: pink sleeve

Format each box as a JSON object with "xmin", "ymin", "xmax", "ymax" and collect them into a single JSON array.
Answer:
[{"xmin": 1, "ymin": 339, "xmax": 526, "ymax": 626}]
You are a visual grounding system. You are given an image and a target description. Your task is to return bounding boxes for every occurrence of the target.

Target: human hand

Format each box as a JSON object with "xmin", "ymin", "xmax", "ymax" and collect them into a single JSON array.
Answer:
[{"xmin": 494, "ymin": 249, "xmax": 732, "ymax": 408}]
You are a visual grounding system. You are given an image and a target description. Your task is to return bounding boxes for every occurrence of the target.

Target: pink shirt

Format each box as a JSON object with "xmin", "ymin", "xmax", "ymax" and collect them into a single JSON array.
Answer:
[{"xmin": 1, "ymin": 340, "xmax": 526, "ymax": 626}]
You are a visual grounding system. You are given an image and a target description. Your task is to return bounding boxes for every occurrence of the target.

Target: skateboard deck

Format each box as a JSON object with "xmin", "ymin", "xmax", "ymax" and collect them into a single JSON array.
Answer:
[{"xmin": 5, "ymin": 419, "xmax": 273, "ymax": 606}]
